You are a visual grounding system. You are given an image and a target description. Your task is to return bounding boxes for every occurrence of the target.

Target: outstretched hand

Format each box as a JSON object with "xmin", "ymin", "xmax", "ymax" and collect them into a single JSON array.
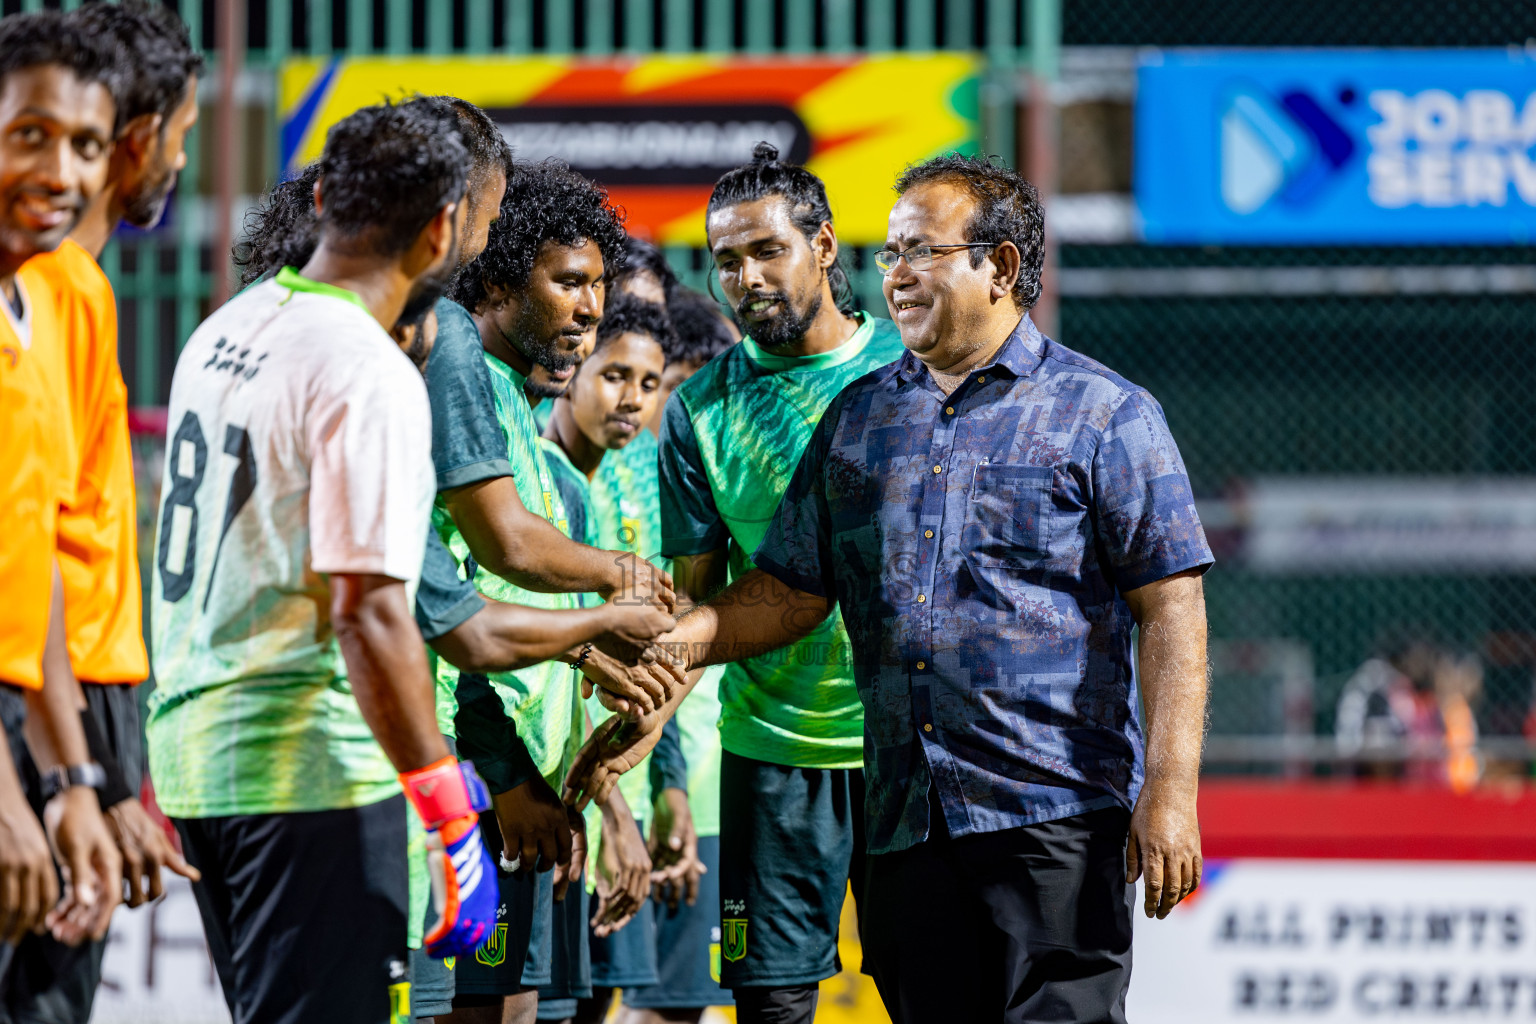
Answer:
[
  {"xmin": 0, "ymin": 789, "xmax": 58, "ymax": 944},
  {"xmin": 493, "ymin": 775, "xmax": 572, "ymax": 879},
  {"xmin": 579, "ymin": 645, "xmax": 685, "ymax": 717},
  {"xmin": 595, "ymin": 598, "xmax": 676, "ymax": 664},
  {"xmin": 106, "ymin": 797, "xmax": 200, "ymax": 907},
  {"xmin": 562, "ymin": 712, "xmax": 666, "ymax": 811},
  {"xmin": 601, "ymin": 553, "xmax": 676, "ymax": 615},
  {"xmin": 592, "ymin": 798, "xmax": 651, "ymax": 937},
  {"xmin": 649, "ymin": 787, "xmax": 704, "ymax": 909}
]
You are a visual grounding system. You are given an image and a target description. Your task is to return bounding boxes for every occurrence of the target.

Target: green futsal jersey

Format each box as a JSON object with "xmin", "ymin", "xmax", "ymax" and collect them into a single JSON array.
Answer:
[
  {"xmin": 433, "ymin": 355, "xmax": 581, "ymax": 790},
  {"xmin": 658, "ymin": 312, "xmax": 905, "ymax": 770}
]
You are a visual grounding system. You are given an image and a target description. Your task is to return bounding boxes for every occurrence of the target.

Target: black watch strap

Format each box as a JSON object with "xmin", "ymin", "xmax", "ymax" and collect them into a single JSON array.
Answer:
[{"xmin": 41, "ymin": 762, "xmax": 108, "ymax": 803}]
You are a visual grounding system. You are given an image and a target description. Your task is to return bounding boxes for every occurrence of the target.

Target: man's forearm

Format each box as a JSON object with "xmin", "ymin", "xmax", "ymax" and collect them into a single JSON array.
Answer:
[
  {"xmin": 334, "ymin": 575, "xmax": 451, "ymax": 774},
  {"xmin": 667, "ymin": 568, "xmax": 828, "ymax": 673},
  {"xmin": 1132, "ymin": 574, "xmax": 1209, "ymax": 787},
  {"xmin": 433, "ymin": 602, "xmax": 619, "ymax": 675},
  {"xmin": 444, "ymin": 478, "xmax": 620, "ymax": 595},
  {"xmin": 24, "ymin": 563, "xmax": 90, "ymax": 771}
]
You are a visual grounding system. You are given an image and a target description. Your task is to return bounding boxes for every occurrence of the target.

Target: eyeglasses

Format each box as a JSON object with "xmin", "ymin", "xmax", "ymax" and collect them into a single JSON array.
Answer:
[{"xmin": 873, "ymin": 243, "xmax": 999, "ymax": 274}]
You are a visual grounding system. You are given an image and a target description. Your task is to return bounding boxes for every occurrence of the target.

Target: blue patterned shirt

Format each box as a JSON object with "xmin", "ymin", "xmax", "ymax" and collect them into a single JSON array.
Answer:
[{"xmin": 752, "ymin": 316, "xmax": 1213, "ymax": 855}]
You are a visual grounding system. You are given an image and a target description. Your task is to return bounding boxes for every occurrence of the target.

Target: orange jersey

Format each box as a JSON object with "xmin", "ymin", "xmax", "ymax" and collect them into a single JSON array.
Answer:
[
  {"xmin": 0, "ymin": 269, "xmax": 76, "ymax": 690},
  {"xmin": 25, "ymin": 239, "xmax": 147, "ymax": 684}
]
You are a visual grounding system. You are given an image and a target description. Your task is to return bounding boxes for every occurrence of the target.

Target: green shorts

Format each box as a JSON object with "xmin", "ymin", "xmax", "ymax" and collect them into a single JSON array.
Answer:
[{"xmin": 717, "ymin": 751, "xmax": 866, "ymax": 989}]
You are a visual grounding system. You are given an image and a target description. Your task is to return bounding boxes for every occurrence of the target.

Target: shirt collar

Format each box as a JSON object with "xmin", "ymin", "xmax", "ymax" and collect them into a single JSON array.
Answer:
[
  {"xmin": 742, "ymin": 311, "xmax": 877, "ymax": 372},
  {"xmin": 890, "ymin": 313, "xmax": 1045, "ymax": 389},
  {"xmin": 274, "ymin": 266, "xmax": 370, "ymax": 313}
]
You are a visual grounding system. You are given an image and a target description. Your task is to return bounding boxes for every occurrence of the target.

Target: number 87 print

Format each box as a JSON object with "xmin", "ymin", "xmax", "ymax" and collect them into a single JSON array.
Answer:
[{"xmin": 156, "ymin": 410, "xmax": 257, "ymax": 609}]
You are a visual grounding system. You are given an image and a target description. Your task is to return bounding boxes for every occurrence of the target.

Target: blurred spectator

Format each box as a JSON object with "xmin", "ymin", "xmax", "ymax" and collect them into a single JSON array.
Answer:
[
  {"xmin": 1336, "ymin": 636, "xmax": 1482, "ymax": 789},
  {"xmin": 613, "ymin": 235, "xmax": 678, "ymax": 306}
]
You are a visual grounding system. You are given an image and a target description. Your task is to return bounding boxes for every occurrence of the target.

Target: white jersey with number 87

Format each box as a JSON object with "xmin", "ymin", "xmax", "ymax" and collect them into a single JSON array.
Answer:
[{"xmin": 146, "ymin": 273, "xmax": 435, "ymax": 821}]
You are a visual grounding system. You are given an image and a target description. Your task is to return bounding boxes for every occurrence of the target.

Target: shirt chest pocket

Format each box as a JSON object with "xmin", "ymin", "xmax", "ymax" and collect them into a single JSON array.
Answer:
[{"xmin": 963, "ymin": 462, "xmax": 1056, "ymax": 568}]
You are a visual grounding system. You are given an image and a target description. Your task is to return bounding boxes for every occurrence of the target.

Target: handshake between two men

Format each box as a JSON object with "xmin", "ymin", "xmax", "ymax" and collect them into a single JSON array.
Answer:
[{"xmin": 478, "ymin": 551, "xmax": 690, "ymax": 930}]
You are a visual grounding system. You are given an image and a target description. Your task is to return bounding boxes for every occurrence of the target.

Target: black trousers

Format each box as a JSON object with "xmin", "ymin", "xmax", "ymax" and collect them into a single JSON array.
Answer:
[
  {"xmin": 175, "ymin": 795, "xmax": 410, "ymax": 1024},
  {"xmin": 863, "ymin": 806, "xmax": 1135, "ymax": 1024}
]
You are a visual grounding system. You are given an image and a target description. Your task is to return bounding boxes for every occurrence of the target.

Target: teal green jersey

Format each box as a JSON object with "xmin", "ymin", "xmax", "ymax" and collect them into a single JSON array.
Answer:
[
  {"xmin": 657, "ymin": 312, "xmax": 905, "ymax": 769},
  {"xmin": 433, "ymin": 355, "xmax": 581, "ymax": 789}
]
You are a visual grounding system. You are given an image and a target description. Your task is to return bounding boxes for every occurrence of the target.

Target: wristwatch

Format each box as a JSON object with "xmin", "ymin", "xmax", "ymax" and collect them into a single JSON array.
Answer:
[{"xmin": 40, "ymin": 762, "xmax": 108, "ymax": 803}]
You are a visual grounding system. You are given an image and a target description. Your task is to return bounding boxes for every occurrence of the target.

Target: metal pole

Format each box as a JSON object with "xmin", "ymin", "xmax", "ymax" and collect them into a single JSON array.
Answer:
[
  {"xmin": 210, "ymin": 0, "xmax": 245, "ymax": 310},
  {"xmin": 1025, "ymin": 0, "xmax": 1060, "ymax": 338}
]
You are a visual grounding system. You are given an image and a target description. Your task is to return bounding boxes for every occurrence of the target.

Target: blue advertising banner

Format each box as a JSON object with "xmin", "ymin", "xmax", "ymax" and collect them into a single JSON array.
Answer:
[{"xmin": 1136, "ymin": 50, "xmax": 1536, "ymax": 244}]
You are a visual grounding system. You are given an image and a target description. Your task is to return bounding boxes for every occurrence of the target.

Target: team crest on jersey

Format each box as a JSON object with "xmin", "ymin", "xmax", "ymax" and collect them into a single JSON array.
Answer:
[
  {"xmin": 620, "ymin": 517, "xmax": 641, "ymax": 551},
  {"xmin": 722, "ymin": 918, "xmax": 748, "ymax": 962},
  {"xmin": 475, "ymin": 923, "xmax": 509, "ymax": 967}
]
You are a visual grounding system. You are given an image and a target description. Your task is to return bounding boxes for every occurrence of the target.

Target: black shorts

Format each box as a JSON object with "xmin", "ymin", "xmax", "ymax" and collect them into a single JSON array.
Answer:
[
  {"xmin": 718, "ymin": 751, "xmax": 865, "ymax": 989},
  {"xmin": 174, "ymin": 795, "xmax": 413, "ymax": 1024},
  {"xmin": 624, "ymin": 834, "xmax": 733, "ymax": 1010},
  {"xmin": 0, "ymin": 684, "xmax": 141, "ymax": 1024},
  {"xmin": 862, "ymin": 805, "xmax": 1135, "ymax": 1024}
]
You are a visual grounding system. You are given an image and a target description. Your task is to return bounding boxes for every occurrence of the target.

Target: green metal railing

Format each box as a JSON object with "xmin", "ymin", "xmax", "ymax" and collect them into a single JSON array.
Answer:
[{"xmin": 54, "ymin": 0, "xmax": 1057, "ymax": 406}]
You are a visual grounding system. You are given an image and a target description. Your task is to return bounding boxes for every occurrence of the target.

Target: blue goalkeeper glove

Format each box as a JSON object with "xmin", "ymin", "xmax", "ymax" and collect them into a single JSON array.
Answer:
[{"xmin": 400, "ymin": 757, "xmax": 498, "ymax": 958}]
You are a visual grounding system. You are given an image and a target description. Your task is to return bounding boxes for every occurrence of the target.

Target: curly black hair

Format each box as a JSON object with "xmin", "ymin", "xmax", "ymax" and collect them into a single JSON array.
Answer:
[
  {"xmin": 450, "ymin": 159, "xmax": 627, "ymax": 314},
  {"xmin": 0, "ymin": 11, "xmax": 125, "ymax": 127},
  {"xmin": 615, "ymin": 236, "xmax": 677, "ymax": 298},
  {"xmin": 893, "ymin": 154, "xmax": 1045, "ymax": 311},
  {"xmin": 232, "ymin": 162, "xmax": 321, "ymax": 286},
  {"xmin": 317, "ymin": 99, "xmax": 468, "ymax": 258},
  {"xmin": 665, "ymin": 286, "xmax": 736, "ymax": 368},
  {"xmin": 706, "ymin": 141, "xmax": 853, "ymax": 314},
  {"xmin": 65, "ymin": 1, "xmax": 203, "ymax": 132},
  {"xmin": 594, "ymin": 292, "xmax": 675, "ymax": 360}
]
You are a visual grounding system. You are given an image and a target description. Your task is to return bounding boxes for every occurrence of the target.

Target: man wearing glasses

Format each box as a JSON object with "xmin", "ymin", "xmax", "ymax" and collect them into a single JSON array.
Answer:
[{"xmin": 571, "ymin": 153, "xmax": 1213, "ymax": 1024}]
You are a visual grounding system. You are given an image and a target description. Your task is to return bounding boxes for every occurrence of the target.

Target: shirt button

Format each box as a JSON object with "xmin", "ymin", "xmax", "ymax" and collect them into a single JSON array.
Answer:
[
  {"xmin": 924, "ymin": 529, "xmax": 934, "ymax": 539},
  {"xmin": 915, "ymin": 660, "xmax": 925, "ymax": 670},
  {"xmin": 978, "ymin": 375, "xmax": 986, "ymax": 384},
  {"xmin": 945, "ymin": 406, "xmax": 954, "ymax": 415},
  {"xmin": 923, "ymin": 723, "xmax": 933, "ymax": 733},
  {"xmin": 932, "ymin": 465, "xmax": 942, "ymax": 474},
  {"xmin": 917, "ymin": 594, "xmax": 926, "ymax": 603}
]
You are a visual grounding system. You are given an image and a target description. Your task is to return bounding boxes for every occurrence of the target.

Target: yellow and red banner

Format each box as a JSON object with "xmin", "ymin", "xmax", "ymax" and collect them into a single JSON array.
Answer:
[{"xmin": 278, "ymin": 54, "xmax": 980, "ymax": 245}]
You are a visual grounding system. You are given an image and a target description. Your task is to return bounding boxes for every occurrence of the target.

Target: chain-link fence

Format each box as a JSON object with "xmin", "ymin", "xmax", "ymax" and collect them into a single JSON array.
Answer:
[
  {"xmin": 1052, "ymin": 0, "xmax": 1536, "ymax": 781},
  {"xmin": 1057, "ymin": 244, "xmax": 1536, "ymax": 779}
]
